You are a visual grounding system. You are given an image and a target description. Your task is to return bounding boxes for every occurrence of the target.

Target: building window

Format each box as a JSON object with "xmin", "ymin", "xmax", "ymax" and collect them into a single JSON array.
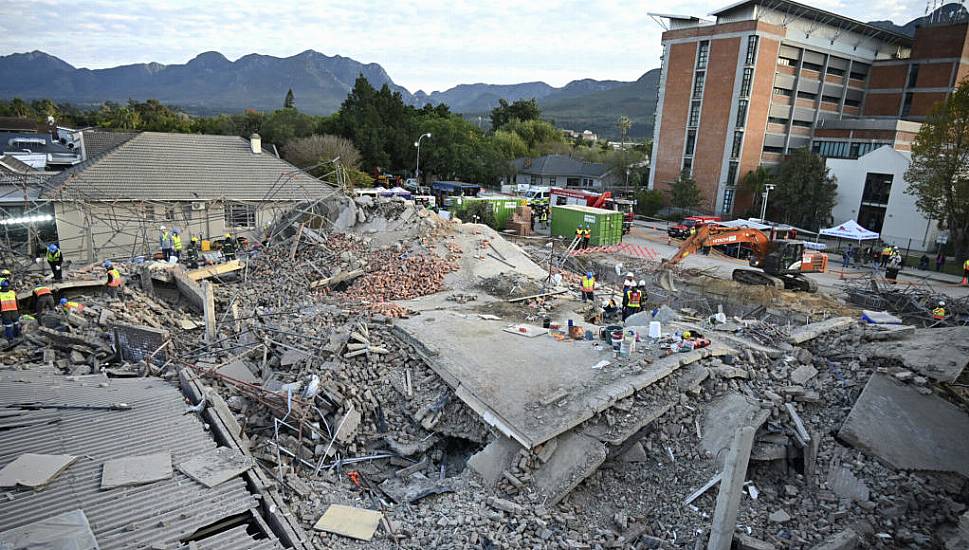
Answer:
[
  {"xmin": 722, "ymin": 186, "xmax": 736, "ymax": 214},
  {"xmin": 844, "ymin": 98, "xmax": 861, "ymax": 108},
  {"xmin": 907, "ymin": 64, "xmax": 920, "ymax": 88},
  {"xmin": 763, "ymin": 145, "xmax": 785, "ymax": 154},
  {"xmin": 224, "ymin": 202, "xmax": 256, "ymax": 229},
  {"xmin": 143, "ymin": 205, "xmax": 155, "ymax": 221},
  {"xmin": 693, "ymin": 72, "xmax": 706, "ymax": 98},
  {"xmin": 791, "ymin": 119, "xmax": 813, "ymax": 128},
  {"xmin": 696, "ymin": 41, "xmax": 709, "ymax": 69},
  {"xmin": 735, "ymin": 99, "xmax": 748, "ymax": 128},
  {"xmin": 773, "ymin": 87, "xmax": 793, "ymax": 97},
  {"xmin": 813, "ymin": 140, "xmax": 848, "ymax": 158},
  {"xmin": 726, "ymin": 161, "xmax": 739, "ymax": 186},
  {"xmin": 549, "ymin": 177, "xmax": 557, "ymax": 186},
  {"xmin": 685, "ymin": 130, "xmax": 697, "ymax": 156},
  {"xmin": 740, "ymin": 68, "xmax": 754, "ymax": 97},
  {"xmin": 821, "ymin": 95, "xmax": 840, "ymax": 104},
  {"xmin": 566, "ymin": 177, "xmax": 580, "ymax": 187},
  {"xmin": 768, "ymin": 116, "xmax": 788, "ymax": 125},
  {"xmin": 826, "ymin": 66, "xmax": 845, "ymax": 77},
  {"xmin": 802, "ymin": 61, "xmax": 823, "ymax": 72},
  {"xmin": 681, "ymin": 157, "xmax": 693, "ymax": 176},
  {"xmin": 778, "ymin": 56, "xmax": 797, "ymax": 67},
  {"xmin": 731, "ymin": 131, "xmax": 744, "ymax": 159},
  {"xmin": 745, "ymin": 35, "xmax": 759, "ymax": 65},
  {"xmin": 858, "ymin": 173, "xmax": 893, "ymax": 232},
  {"xmin": 901, "ymin": 92, "xmax": 914, "ymax": 117},
  {"xmin": 530, "ymin": 175, "xmax": 537, "ymax": 185},
  {"xmin": 688, "ymin": 100, "xmax": 701, "ymax": 127},
  {"xmin": 797, "ymin": 90, "xmax": 817, "ymax": 100},
  {"xmin": 164, "ymin": 207, "xmax": 176, "ymax": 221},
  {"xmin": 849, "ymin": 63, "xmax": 869, "ymax": 81}
]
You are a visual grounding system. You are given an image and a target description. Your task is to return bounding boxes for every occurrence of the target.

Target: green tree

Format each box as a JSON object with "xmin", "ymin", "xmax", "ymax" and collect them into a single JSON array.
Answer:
[
  {"xmin": 492, "ymin": 129, "xmax": 529, "ymax": 160},
  {"xmin": 489, "ymin": 98, "xmax": 541, "ymax": 131},
  {"xmin": 634, "ymin": 189, "xmax": 666, "ymax": 216},
  {"xmin": 502, "ymin": 118, "xmax": 564, "ymax": 153},
  {"xmin": 284, "ymin": 88, "xmax": 295, "ymax": 109},
  {"xmin": 905, "ymin": 78, "xmax": 969, "ymax": 260},
  {"xmin": 738, "ymin": 165, "xmax": 773, "ymax": 216},
  {"xmin": 770, "ymin": 148, "xmax": 838, "ymax": 230},
  {"xmin": 282, "ymin": 134, "xmax": 362, "ymax": 173},
  {"xmin": 669, "ymin": 174, "xmax": 702, "ymax": 210}
]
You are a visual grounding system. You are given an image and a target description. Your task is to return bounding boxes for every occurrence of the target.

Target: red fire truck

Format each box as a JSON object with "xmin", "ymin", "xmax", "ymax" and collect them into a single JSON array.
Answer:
[{"xmin": 548, "ymin": 188, "xmax": 636, "ymax": 234}]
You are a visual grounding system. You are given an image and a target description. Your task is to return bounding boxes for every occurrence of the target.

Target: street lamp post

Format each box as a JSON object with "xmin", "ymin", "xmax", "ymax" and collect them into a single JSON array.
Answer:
[
  {"xmin": 760, "ymin": 183, "xmax": 776, "ymax": 221},
  {"xmin": 415, "ymin": 132, "xmax": 431, "ymax": 184}
]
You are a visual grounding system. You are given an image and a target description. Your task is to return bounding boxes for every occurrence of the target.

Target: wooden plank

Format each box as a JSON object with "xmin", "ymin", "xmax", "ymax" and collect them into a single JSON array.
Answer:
[
  {"xmin": 186, "ymin": 260, "xmax": 243, "ymax": 282},
  {"xmin": 309, "ymin": 269, "xmax": 365, "ymax": 290},
  {"xmin": 506, "ymin": 289, "xmax": 568, "ymax": 303},
  {"xmin": 313, "ymin": 504, "xmax": 382, "ymax": 541}
]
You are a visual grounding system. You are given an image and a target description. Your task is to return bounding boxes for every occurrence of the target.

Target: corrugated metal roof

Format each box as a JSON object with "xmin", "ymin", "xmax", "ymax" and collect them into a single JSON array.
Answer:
[
  {"xmin": 44, "ymin": 131, "xmax": 333, "ymax": 202},
  {"xmin": 0, "ymin": 369, "xmax": 284, "ymax": 550},
  {"xmin": 513, "ymin": 155, "xmax": 611, "ymax": 178}
]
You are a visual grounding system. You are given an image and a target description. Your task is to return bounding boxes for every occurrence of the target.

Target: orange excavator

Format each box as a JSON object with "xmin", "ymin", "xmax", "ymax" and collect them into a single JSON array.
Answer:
[{"xmin": 660, "ymin": 224, "xmax": 828, "ymax": 293}]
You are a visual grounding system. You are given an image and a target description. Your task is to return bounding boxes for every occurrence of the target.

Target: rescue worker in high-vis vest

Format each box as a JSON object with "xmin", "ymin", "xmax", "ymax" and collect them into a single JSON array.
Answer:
[
  {"xmin": 582, "ymin": 224, "xmax": 592, "ymax": 249},
  {"xmin": 171, "ymin": 229, "xmax": 183, "ymax": 259},
  {"xmin": 59, "ymin": 298, "xmax": 84, "ymax": 314},
  {"xmin": 963, "ymin": 258, "xmax": 969, "ymax": 286},
  {"xmin": 159, "ymin": 225, "xmax": 174, "ymax": 261},
  {"xmin": 575, "ymin": 225, "xmax": 584, "ymax": 248},
  {"xmin": 623, "ymin": 281, "xmax": 642, "ymax": 321},
  {"xmin": 880, "ymin": 245, "xmax": 893, "ymax": 268},
  {"xmin": 32, "ymin": 285, "xmax": 55, "ymax": 315},
  {"xmin": 932, "ymin": 301, "xmax": 946, "ymax": 321},
  {"xmin": 580, "ymin": 271, "xmax": 596, "ymax": 303},
  {"xmin": 46, "ymin": 243, "xmax": 63, "ymax": 281},
  {"xmin": 0, "ymin": 280, "xmax": 20, "ymax": 340},
  {"xmin": 103, "ymin": 260, "xmax": 124, "ymax": 301},
  {"xmin": 0, "ymin": 269, "xmax": 10, "ymax": 287}
]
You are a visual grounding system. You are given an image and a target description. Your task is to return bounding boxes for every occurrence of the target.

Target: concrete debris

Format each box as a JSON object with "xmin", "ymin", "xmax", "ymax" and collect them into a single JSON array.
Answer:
[
  {"xmin": 0, "ymin": 453, "xmax": 76, "ymax": 489},
  {"xmin": 0, "ymin": 510, "xmax": 98, "ymax": 550},
  {"xmin": 707, "ymin": 426, "xmax": 756, "ymax": 550},
  {"xmin": 177, "ymin": 446, "xmax": 254, "ymax": 488},
  {"xmin": 100, "ymin": 452, "xmax": 173, "ymax": 489},
  {"xmin": 865, "ymin": 326, "xmax": 969, "ymax": 382},
  {"xmin": 313, "ymin": 504, "xmax": 383, "ymax": 541},
  {"xmin": 838, "ymin": 374, "xmax": 969, "ymax": 477}
]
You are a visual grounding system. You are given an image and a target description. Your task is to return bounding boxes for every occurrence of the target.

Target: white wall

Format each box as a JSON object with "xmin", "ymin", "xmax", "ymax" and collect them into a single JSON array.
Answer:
[
  {"xmin": 514, "ymin": 174, "xmax": 603, "ymax": 189},
  {"xmin": 826, "ymin": 146, "xmax": 939, "ymax": 252}
]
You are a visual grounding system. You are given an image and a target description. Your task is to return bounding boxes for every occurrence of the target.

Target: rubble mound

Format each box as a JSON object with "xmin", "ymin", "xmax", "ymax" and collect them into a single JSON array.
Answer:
[{"xmin": 477, "ymin": 273, "xmax": 543, "ymax": 299}]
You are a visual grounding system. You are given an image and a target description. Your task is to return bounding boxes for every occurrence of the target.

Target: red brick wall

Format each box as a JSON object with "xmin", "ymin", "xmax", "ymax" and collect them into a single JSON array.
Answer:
[
  {"xmin": 917, "ymin": 63, "xmax": 955, "ymax": 88},
  {"xmin": 694, "ymin": 36, "xmax": 742, "ymax": 212},
  {"xmin": 911, "ymin": 91, "xmax": 948, "ymax": 116},
  {"xmin": 653, "ymin": 42, "xmax": 698, "ymax": 195},
  {"xmin": 911, "ymin": 22, "xmax": 969, "ymax": 59},
  {"xmin": 868, "ymin": 64, "xmax": 908, "ymax": 89},
  {"xmin": 863, "ymin": 93, "xmax": 902, "ymax": 116},
  {"xmin": 733, "ymin": 35, "xmax": 780, "ymax": 215}
]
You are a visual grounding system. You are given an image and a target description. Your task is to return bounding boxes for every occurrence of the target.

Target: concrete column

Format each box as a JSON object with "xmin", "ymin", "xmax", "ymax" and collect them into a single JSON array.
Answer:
[
  {"xmin": 707, "ymin": 426, "xmax": 756, "ymax": 550},
  {"xmin": 202, "ymin": 280, "xmax": 216, "ymax": 344}
]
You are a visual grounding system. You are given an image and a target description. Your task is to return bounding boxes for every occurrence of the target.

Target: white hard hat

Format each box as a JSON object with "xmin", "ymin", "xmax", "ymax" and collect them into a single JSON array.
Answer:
[
  {"xmin": 625, "ymin": 272, "xmax": 634, "ymax": 278},
  {"xmin": 160, "ymin": 225, "xmax": 167, "ymax": 230},
  {"xmin": 939, "ymin": 301, "xmax": 945, "ymax": 306},
  {"xmin": 639, "ymin": 279, "xmax": 646, "ymax": 287}
]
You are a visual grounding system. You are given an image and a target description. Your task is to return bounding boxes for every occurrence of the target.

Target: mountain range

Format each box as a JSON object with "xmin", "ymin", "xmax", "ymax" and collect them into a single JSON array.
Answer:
[
  {"xmin": 0, "ymin": 5, "xmax": 961, "ymax": 140},
  {"xmin": 0, "ymin": 50, "xmax": 657, "ymax": 138}
]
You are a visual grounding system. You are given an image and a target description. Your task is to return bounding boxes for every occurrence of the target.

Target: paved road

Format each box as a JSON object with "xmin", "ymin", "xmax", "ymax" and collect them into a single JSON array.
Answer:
[{"xmin": 622, "ymin": 223, "xmax": 969, "ymax": 299}]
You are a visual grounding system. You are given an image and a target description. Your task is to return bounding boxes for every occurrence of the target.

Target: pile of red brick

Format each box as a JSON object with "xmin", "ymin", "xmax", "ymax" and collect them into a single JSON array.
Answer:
[
  {"xmin": 345, "ymin": 252, "xmax": 459, "ymax": 303},
  {"xmin": 506, "ymin": 206, "xmax": 533, "ymax": 236}
]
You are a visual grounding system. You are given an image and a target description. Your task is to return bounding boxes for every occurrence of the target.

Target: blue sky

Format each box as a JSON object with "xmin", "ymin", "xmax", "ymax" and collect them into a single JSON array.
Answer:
[{"xmin": 0, "ymin": 0, "xmax": 931, "ymax": 92}]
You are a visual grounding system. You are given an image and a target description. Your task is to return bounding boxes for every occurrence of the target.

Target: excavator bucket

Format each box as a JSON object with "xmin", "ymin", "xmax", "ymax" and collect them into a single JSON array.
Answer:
[{"xmin": 657, "ymin": 267, "xmax": 678, "ymax": 292}]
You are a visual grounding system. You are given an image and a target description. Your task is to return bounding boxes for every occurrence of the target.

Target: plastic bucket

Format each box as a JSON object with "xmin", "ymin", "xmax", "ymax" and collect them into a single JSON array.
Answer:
[{"xmin": 648, "ymin": 321, "xmax": 661, "ymax": 339}]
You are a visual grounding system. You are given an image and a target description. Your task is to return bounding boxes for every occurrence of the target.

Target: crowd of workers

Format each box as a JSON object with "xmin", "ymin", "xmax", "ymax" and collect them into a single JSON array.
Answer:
[{"xmin": 578, "ymin": 270, "xmax": 648, "ymax": 322}]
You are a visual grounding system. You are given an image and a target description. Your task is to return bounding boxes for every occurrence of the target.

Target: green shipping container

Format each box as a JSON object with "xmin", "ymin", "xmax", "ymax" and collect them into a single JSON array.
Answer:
[
  {"xmin": 449, "ymin": 196, "xmax": 524, "ymax": 230},
  {"xmin": 550, "ymin": 205, "xmax": 623, "ymax": 247}
]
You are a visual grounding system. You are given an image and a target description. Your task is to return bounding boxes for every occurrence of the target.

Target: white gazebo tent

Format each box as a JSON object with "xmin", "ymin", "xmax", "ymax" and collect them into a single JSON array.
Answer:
[{"xmin": 819, "ymin": 219, "xmax": 880, "ymax": 241}]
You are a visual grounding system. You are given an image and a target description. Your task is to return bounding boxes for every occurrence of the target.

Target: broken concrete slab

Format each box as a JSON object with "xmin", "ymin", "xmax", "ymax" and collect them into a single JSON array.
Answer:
[
  {"xmin": 0, "ymin": 453, "xmax": 76, "ymax": 489},
  {"xmin": 101, "ymin": 452, "xmax": 173, "ymax": 489},
  {"xmin": 334, "ymin": 405, "xmax": 361, "ymax": 443},
  {"xmin": 701, "ymin": 393, "xmax": 769, "ymax": 464},
  {"xmin": 177, "ymin": 446, "xmax": 254, "ymax": 488},
  {"xmin": 216, "ymin": 360, "xmax": 259, "ymax": 384},
  {"xmin": 531, "ymin": 431, "xmax": 607, "ymax": 506},
  {"xmin": 787, "ymin": 317, "xmax": 855, "ymax": 345},
  {"xmin": 790, "ymin": 364, "xmax": 818, "ymax": 385},
  {"xmin": 468, "ymin": 434, "xmax": 524, "ymax": 488},
  {"xmin": 379, "ymin": 477, "xmax": 452, "ymax": 504},
  {"xmin": 865, "ymin": 326, "xmax": 969, "ymax": 383},
  {"xmin": 0, "ymin": 509, "xmax": 98, "ymax": 550},
  {"xmin": 826, "ymin": 465, "xmax": 870, "ymax": 504},
  {"xmin": 735, "ymin": 533, "xmax": 777, "ymax": 550},
  {"xmin": 838, "ymin": 374, "xmax": 969, "ymax": 477},
  {"xmin": 810, "ymin": 529, "xmax": 859, "ymax": 550},
  {"xmin": 707, "ymin": 426, "xmax": 756, "ymax": 550},
  {"xmin": 313, "ymin": 504, "xmax": 382, "ymax": 541},
  {"xmin": 186, "ymin": 259, "xmax": 243, "ymax": 281},
  {"xmin": 394, "ymin": 311, "xmax": 733, "ymax": 449}
]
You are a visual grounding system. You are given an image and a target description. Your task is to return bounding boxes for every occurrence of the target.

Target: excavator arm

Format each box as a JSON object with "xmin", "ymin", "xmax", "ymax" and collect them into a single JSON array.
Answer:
[
  {"xmin": 590, "ymin": 191, "xmax": 612, "ymax": 209},
  {"xmin": 662, "ymin": 224, "xmax": 770, "ymax": 267}
]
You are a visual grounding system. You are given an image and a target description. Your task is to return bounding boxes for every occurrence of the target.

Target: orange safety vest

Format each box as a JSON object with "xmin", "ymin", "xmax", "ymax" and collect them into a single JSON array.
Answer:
[
  {"xmin": 0, "ymin": 290, "xmax": 17, "ymax": 312},
  {"xmin": 107, "ymin": 268, "xmax": 123, "ymax": 288},
  {"xmin": 581, "ymin": 276, "xmax": 595, "ymax": 292},
  {"xmin": 33, "ymin": 286, "xmax": 51, "ymax": 297},
  {"xmin": 932, "ymin": 307, "xmax": 945, "ymax": 320},
  {"xmin": 583, "ymin": 229, "xmax": 591, "ymax": 239},
  {"xmin": 575, "ymin": 227, "xmax": 583, "ymax": 238},
  {"xmin": 626, "ymin": 290, "xmax": 642, "ymax": 308},
  {"xmin": 64, "ymin": 301, "xmax": 84, "ymax": 313}
]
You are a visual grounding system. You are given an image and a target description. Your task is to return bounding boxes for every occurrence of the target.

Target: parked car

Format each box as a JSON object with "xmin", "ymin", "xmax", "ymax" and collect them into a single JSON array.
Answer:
[
  {"xmin": 667, "ymin": 216, "xmax": 721, "ymax": 239},
  {"xmin": 404, "ymin": 178, "xmax": 419, "ymax": 192}
]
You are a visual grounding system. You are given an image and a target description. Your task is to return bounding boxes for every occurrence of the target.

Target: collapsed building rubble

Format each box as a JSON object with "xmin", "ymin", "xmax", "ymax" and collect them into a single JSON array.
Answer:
[{"xmin": 1, "ymin": 189, "xmax": 968, "ymax": 549}]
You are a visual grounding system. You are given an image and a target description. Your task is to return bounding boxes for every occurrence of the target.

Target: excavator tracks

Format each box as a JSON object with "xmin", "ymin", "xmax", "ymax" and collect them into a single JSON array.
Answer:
[{"xmin": 732, "ymin": 269, "xmax": 785, "ymax": 289}]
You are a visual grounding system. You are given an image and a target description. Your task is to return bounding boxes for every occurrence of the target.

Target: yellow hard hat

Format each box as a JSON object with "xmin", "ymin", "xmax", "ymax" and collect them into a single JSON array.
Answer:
[
  {"xmin": 0, "ymin": 269, "xmax": 10, "ymax": 276},
  {"xmin": 682, "ymin": 331, "xmax": 692, "ymax": 339},
  {"xmin": 224, "ymin": 233, "xmax": 231, "ymax": 238}
]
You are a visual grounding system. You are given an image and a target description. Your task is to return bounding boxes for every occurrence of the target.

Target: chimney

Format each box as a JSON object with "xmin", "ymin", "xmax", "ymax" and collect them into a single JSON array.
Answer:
[{"xmin": 250, "ymin": 133, "xmax": 261, "ymax": 154}]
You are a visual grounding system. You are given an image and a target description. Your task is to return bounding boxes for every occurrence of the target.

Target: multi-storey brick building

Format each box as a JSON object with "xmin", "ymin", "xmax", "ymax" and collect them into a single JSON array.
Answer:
[{"xmin": 648, "ymin": 0, "xmax": 969, "ymax": 226}]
